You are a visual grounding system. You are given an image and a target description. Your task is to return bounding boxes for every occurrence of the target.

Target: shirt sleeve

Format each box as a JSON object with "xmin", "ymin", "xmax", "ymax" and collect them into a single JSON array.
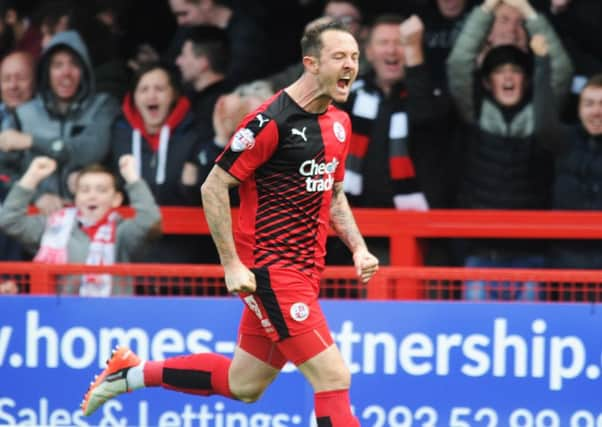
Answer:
[{"xmin": 216, "ymin": 112, "xmax": 279, "ymax": 182}]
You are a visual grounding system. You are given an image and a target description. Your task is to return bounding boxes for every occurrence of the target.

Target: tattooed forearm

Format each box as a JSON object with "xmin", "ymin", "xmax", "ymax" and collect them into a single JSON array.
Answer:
[
  {"xmin": 201, "ymin": 167, "xmax": 240, "ymax": 266},
  {"xmin": 329, "ymin": 182, "xmax": 368, "ymax": 253}
]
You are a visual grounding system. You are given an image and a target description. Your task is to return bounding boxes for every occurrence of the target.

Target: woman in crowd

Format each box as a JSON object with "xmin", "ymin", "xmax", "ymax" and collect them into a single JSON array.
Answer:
[{"xmin": 110, "ymin": 62, "xmax": 214, "ymax": 272}]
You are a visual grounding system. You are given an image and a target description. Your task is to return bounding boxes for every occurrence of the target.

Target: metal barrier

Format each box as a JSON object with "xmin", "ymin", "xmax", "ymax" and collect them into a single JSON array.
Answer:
[{"xmin": 2, "ymin": 262, "xmax": 602, "ymax": 302}]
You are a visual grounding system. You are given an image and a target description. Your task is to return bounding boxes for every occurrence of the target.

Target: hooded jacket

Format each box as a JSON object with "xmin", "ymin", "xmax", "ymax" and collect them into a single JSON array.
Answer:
[{"xmin": 11, "ymin": 31, "xmax": 120, "ymax": 198}]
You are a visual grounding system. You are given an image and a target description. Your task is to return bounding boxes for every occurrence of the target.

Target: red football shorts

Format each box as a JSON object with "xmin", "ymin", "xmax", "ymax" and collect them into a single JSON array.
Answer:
[{"xmin": 237, "ymin": 267, "xmax": 334, "ymax": 367}]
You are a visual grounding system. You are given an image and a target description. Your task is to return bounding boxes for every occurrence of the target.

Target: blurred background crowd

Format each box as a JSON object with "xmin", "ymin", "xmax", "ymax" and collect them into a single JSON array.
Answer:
[{"xmin": 0, "ymin": 0, "xmax": 600, "ymax": 299}]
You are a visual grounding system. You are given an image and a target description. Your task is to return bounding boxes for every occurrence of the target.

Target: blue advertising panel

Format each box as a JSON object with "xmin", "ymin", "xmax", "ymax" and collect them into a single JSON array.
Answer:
[{"xmin": 1, "ymin": 296, "xmax": 602, "ymax": 426}]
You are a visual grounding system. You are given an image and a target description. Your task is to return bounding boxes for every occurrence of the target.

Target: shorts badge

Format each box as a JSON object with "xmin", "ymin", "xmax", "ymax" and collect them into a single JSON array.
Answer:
[{"xmin": 290, "ymin": 302, "xmax": 310, "ymax": 322}]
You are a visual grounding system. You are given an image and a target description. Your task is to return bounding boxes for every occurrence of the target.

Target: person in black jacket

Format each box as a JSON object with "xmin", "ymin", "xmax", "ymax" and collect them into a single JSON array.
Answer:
[
  {"xmin": 109, "ymin": 62, "xmax": 218, "ymax": 272},
  {"xmin": 533, "ymin": 36, "xmax": 602, "ymax": 273},
  {"xmin": 332, "ymin": 13, "xmax": 454, "ymax": 271}
]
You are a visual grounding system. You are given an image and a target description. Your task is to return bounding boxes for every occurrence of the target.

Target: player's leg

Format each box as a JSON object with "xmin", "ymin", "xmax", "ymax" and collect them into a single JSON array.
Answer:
[
  {"xmin": 80, "ymin": 346, "xmax": 234, "ymax": 416},
  {"xmin": 251, "ymin": 267, "xmax": 360, "ymax": 427},
  {"xmin": 277, "ymin": 325, "xmax": 360, "ymax": 427},
  {"xmin": 81, "ymin": 336, "xmax": 285, "ymax": 416},
  {"xmin": 298, "ymin": 344, "xmax": 359, "ymax": 427},
  {"xmin": 228, "ymin": 333, "xmax": 285, "ymax": 402},
  {"xmin": 142, "ymin": 334, "xmax": 284, "ymax": 402}
]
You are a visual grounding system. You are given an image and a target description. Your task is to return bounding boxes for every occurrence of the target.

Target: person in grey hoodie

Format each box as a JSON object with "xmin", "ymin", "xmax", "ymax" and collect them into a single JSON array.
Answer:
[{"xmin": 0, "ymin": 30, "xmax": 119, "ymax": 215}]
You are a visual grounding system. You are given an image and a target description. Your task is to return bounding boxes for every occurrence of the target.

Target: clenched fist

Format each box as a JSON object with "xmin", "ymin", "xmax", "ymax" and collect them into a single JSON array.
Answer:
[
  {"xmin": 119, "ymin": 154, "xmax": 140, "ymax": 184},
  {"xmin": 19, "ymin": 156, "xmax": 57, "ymax": 190},
  {"xmin": 400, "ymin": 15, "xmax": 424, "ymax": 46},
  {"xmin": 530, "ymin": 34, "xmax": 549, "ymax": 57}
]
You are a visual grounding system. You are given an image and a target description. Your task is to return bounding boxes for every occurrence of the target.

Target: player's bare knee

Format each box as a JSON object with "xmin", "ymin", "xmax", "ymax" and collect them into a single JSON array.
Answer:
[
  {"xmin": 314, "ymin": 362, "xmax": 351, "ymax": 390},
  {"xmin": 230, "ymin": 381, "xmax": 268, "ymax": 403}
]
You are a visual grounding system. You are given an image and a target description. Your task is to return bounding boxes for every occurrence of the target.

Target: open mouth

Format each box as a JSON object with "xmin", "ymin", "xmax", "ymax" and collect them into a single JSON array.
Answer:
[
  {"xmin": 146, "ymin": 104, "xmax": 160, "ymax": 114},
  {"xmin": 384, "ymin": 58, "xmax": 401, "ymax": 70},
  {"xmin": 337, "ymin": 77, "xmax": 351, "ymax": 89},
  {"xmin": 501, "ymin": 82, "xmax": 517, "ymax": 97}
]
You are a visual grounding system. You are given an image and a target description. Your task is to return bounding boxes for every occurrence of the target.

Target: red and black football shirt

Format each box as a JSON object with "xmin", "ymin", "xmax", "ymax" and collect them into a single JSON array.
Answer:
[{"xmin": 216, "ymin": 90, "xmax": 351, "ymax": 276}]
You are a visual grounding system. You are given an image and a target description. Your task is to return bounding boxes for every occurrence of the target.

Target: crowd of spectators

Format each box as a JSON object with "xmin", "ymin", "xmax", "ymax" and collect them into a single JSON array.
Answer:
[{"xmin": 0, "ymin": 0, "xmax": 599, "ymax": 298}]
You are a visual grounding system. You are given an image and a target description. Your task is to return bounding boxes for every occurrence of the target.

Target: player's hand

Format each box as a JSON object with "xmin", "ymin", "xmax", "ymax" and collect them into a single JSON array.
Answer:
[
  {"xmin": 224, "ymin": 260, "xmax": 256, "ymax": 294},
  {"xmin": 119, "ymin": 154, "xmax": 139, "ymax": 183},
  {"xmin": 353, "ymin": 248, "xmax": 379, "ymax": 283}
]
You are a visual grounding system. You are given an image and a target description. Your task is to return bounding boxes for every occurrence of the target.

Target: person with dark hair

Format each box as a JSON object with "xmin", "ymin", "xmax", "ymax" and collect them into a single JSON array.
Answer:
[
  {"xmin": 265, "ymin": 0, "xmax": 368, "ymax": 92},
  {"xmin": 109, "ymin": 62, "xmax": 215, "ymax": 266},
  {"xmin": 331, "ymin": 13, "xmax": 454, "ymax": 269},
  {"xmin": 0, "ymin": 30, "xmax": 120, "ymax": 215},
  {"xmin": 130, "ymin": 0, "xmax": 269, "ymax": 86},
  {"xmin": 82, "ymin": 20, "xmax": 378, "ymax": 427},
  {"xmin": 14, "ymin": 0, "xmax": 74, "ymax": 60},
  {"xmin": 176, "ymin": 25, "xmax": 231, "ymax": 139},
  {"xmin": 0, "ymin": 154, "xmax": 160, "ymax": 295},
  {"xmin": 175, "ymin": 25, "xmax": 232, "ymax": 189},
  {"xmin": 413, "ymin": 0, "xmax": 477, "ymax": 91},
  {"xmin": 533, "ymin": 35, "xmax": 602, "ymax": 272},
  {"xmin": 535, "ymin": 0, "xmax": 602, "ymax": 123},
  {"xmin": 0, "ymin": 0, "xmax": 29, "ymax": 58},
  {"xmin": 14, "ymin": 0, "xmax": 131, "ymax": 98},
  {"xmin": 446, "ymin": 0, "xmax": 573, "ymax": 301},
  {"xmin": 342, "ymin": 13, "xmax": 448, "ymax": 211}
]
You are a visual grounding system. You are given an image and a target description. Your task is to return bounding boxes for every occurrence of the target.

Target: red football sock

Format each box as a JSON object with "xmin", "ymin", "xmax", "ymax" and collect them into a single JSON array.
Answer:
[
  {"xmin": 144, "ymin": 353, "xmax": 233, "ymax": 398},
  {"xmin": 314, "ymin": 389, "xmax": 360, "ymax": 427}
]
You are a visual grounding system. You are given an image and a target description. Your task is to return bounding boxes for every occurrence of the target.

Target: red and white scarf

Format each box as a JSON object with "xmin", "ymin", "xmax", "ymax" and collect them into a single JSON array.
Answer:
[{"xmin": 34, "ymin": 207, "xmax": 118, "ymax": 297}]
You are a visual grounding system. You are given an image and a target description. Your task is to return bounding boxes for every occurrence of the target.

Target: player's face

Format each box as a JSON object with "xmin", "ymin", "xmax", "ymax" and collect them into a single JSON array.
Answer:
[
  {"xmin": 134, "ymin": 68, "xmax": 176, "ymax": 134},
  {"xmin": 316, "ymin": 29, "xmax": 359, "ymax": 104},
  {"xmin": 176, "ymin": 41, "xmax": 204, "ymax": 83},
  {"xmin": 579, "ymin": 86, "xmax": 602, "ymax": 136},
  {"xmin": 365, "ymin": 23, "xmax": 405, "ymax": 87},
  {"xmin": 75, "ymin": 172, "xmax": 122, "ymax": 224},
  {"xmin": 487, "ymin": 63, "xmax": 526, "ymax": 107},
  {"xmin": 49, "ymin": 50, "xmax": 81, "ymax": 103}
]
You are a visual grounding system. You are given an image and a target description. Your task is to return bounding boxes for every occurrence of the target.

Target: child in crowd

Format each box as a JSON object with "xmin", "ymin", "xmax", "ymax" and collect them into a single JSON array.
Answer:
[{"xmin": 0, "ymin": 155, "xmax": 161, "ymax": 296}]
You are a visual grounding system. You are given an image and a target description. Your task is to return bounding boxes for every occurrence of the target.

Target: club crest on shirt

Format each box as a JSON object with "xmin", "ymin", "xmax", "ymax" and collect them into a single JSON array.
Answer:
[
  {"xmin": 230, "ymin": 128, "xmax": 255, "ymax": 152},
  {"xmin": 333, "ymin": 121, "xmax": 346, "ymax": 142},
  {"xmin": 290, "ymin": 302, "xmax": 310, "ymax": 322}
]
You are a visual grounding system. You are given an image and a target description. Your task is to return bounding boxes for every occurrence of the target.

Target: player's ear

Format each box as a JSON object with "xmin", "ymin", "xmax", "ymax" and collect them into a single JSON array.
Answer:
[{"xmin": 302, "ymin": 55, "xmax": 319, "ymax": 75}]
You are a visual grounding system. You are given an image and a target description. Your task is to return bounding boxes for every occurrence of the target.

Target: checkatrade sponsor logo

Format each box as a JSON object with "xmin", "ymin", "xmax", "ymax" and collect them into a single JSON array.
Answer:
[{"xmin": 298, "ymin": 158, "xmax": 339, "ymax": 192}]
